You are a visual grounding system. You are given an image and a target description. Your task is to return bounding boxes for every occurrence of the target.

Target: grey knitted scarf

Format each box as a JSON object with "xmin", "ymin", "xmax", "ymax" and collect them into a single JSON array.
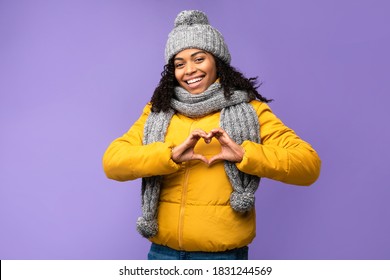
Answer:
[{"xmin": 136, "ymin": 83, "xmax": 261, "ymax": 238}]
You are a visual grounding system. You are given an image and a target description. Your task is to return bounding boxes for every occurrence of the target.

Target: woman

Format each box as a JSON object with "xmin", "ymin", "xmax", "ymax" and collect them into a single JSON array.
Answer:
[{"xmin": 103, "ymin": 10, "xmax": 321, "ymax": 260}]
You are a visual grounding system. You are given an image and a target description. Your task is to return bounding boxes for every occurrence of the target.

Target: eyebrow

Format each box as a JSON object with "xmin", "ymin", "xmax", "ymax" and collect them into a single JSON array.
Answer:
[{"xmin": 174, "ymin": 51, "xmax": 207, "ymax": 61}]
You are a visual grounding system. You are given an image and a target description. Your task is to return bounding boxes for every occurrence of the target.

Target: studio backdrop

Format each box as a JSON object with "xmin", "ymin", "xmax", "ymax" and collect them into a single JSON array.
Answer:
[{"xmin": 0, "ymin": 0, "xmax": 389, "ymax": 259}]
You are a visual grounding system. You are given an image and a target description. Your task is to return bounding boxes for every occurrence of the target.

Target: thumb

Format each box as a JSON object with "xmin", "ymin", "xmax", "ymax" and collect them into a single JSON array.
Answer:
[
  {"xmin": 208, "ymin": 153, "xmax": 224, "ymax": 166},
  {"xmin": 192, "ymin": 153, "xmax": 209, "ymax": 164}
]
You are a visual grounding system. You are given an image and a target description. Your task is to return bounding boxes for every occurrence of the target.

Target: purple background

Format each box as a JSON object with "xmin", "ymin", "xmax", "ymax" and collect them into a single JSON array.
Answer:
[{"xmin": 1, "ymin": 0, "xmax": 389, "ymax": 260}]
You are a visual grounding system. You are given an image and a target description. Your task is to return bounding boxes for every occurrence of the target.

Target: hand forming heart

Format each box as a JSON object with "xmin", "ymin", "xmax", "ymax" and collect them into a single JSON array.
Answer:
[{"xmin": 171, "ymin": 128, "xmax": 245, "ymax": 165}]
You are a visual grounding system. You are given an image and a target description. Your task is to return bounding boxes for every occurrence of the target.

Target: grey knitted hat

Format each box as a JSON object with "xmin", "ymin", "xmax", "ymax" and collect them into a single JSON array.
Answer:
[{"xmin": 164, "ymin": 10, "xmax": 231, "ymax": 64}]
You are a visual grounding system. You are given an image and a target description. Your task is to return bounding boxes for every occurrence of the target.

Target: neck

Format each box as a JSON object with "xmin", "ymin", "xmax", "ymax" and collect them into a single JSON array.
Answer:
[{"xmin": 171, "ymin": 84, "xmax": 249, "ymax": 118}]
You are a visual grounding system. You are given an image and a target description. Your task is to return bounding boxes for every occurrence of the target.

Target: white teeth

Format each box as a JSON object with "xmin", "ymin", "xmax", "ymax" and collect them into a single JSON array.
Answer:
[{"xmin": 187, "ymin": 77, "xmax": 203, "ymax": 84}]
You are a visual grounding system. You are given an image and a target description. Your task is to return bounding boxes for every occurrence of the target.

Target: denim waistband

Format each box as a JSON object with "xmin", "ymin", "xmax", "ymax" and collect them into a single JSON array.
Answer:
[{"xmin": 148, "ymin": 243, "xmax": 249, "ymax": 260}]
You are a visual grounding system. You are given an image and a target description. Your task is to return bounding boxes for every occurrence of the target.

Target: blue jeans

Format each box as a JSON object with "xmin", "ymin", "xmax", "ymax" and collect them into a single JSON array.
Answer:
[{"xmin": 147, "ymin": 243, "xmax": 249, "ymax": 260}]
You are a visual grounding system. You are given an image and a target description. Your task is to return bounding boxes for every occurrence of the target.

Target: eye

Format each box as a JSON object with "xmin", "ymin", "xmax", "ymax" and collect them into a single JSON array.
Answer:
[
  {"xmin": 175, "ymin": 62, "xmax": 184, "ymax": 69},
  {"xmin": 194, "ymin": 57, "xmax": 205, "ymax": 63}
]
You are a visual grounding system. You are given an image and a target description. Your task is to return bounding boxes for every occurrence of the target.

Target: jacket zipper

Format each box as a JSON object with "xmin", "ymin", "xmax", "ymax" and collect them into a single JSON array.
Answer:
[
  {"xmin": 178, "ymin": 120, "xmax": 197, "ymax": 249},
  {"xmin": 178, "ymin": 162, "xmax": 190, "ymax": 249}
]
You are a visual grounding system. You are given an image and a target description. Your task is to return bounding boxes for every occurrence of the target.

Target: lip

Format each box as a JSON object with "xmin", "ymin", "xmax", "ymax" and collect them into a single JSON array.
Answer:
[
  {"xmin": 184, "ymin": 75, "xmax": 205, "ymax": 84},
  {"xmin": 185, "ymin": 76, "xmax": 205, "ymax": 90}
]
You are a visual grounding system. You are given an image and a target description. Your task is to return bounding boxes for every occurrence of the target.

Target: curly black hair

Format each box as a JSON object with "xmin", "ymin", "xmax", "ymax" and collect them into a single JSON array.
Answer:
[{"xmin": 150, "ymin": 55, "xmax": 272, "ymax": 112}]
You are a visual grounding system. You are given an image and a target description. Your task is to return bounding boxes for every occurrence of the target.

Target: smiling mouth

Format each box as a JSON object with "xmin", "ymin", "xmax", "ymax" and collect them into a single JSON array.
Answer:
[{"xmin": 186, "ymin": 77, "xmax": 204, "ymax": 85}]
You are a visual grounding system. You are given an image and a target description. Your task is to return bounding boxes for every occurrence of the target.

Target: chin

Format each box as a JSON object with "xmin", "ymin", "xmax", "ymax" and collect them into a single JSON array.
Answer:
[{"xmin": 188, "ymin": 89, "xmax": 205, "ymax": 94}]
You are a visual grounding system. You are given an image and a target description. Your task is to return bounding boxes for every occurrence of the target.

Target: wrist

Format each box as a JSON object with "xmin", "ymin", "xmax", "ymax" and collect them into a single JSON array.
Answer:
[
  {"xmin": 171, "ymin": 147, "xmax": 178, "ymax": 163},
  {"xmin": 237, "ymin": 145, "xmax": 245, "ymax": 162}
]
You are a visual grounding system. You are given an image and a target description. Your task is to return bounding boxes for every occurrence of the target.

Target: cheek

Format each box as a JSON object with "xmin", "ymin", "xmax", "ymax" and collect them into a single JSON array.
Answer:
[
  {"xmin": 174, "ymin": 70, "xmax": 179, "ymax": 81},
  {"xmin": 205, "ymin": 60, "xmax": 217, "ymax": 78},
  {"xmin": 208, "ymin": 65, "xmax": 217, "ymax": 81},
  {"xmin": 212, "ymin": 67, "xmax": 217, "ymax": 79},
  {"xmin": 174, "ymin": 69, "xmax": 184, "ymax": 84}
]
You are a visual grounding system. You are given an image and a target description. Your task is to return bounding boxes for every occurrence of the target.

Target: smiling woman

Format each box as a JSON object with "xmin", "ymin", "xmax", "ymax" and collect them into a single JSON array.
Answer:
[
  {"xmin": 173, "ymin": 49, "xmax": 217, "ymax": 94},
  {"xmin": 102, "ymin": 10, "xmax": 321, "ymax": 260}
]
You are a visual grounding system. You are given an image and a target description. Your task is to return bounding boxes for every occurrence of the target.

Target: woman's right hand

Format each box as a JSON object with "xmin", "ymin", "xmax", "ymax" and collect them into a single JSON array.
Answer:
[{"xmin": 171, "ymin": 129, "xmax": 209, "ymax": 164}]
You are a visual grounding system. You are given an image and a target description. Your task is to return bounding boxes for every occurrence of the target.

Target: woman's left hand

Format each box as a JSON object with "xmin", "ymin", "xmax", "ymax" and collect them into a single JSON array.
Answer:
[{"xmin": 207, "ymin": 128, "xmax": 245, "ymax": 165}]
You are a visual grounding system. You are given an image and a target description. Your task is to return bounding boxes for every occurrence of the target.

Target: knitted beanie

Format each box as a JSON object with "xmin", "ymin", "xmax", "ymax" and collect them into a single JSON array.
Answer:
[{"xmin": 164, "ymin": 10, "xmax": 231, "ymax": 64}]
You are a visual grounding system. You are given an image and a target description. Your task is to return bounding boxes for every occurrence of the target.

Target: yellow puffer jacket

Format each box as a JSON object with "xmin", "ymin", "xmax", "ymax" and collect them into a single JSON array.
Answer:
[{"xmin": 103, "ymin": 100, "xmax": 321, "ymax": 252}]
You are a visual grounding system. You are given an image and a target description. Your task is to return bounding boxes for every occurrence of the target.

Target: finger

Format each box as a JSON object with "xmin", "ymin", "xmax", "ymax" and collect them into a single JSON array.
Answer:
[
  {"xmin": 191, "ymin": 129, "xmax": 208, "ymax": 137},
  {"xmin": 214, "ymin": 130, "xmax": 236, "ymax": 146},
  {"xmin": 205, "ymin": 131, "xmax": 214, "ymax": 138},
  {"xmin": 200, "ymin": 131, "xmax": 212, "ymax": 144},
  {"xmin": 204, "ymin": 136, "xmax": 212, "ymax": 144},
  {"xmin": 211, "ymin": 129, "xmax": 228, "ymax": 140},
  {"xmin": 210, "ymin": 127, "xmax": 223, "ymax": 133},
  {"xmin": 192, "ymin": 153, "xmax": 209, "ymax": 164},
  {"xmin": 186, "ymin": 130, "xmax": 206, "ymax": 145},
  {"xmin": 208, "ymin": 153, "xmax": 224, "ymax": 166}
]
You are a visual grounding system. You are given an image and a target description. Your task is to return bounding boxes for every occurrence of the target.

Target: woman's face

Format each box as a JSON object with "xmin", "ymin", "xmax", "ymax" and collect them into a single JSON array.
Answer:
[{"xmin": 174, "ymin": 48, "xmax": 218, "ymax": 94}]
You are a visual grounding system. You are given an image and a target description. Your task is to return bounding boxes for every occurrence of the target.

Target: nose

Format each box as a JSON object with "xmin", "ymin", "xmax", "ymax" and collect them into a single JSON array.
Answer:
[{"xmin": 185, "ymin": 62, "xmax": 197, "ymax": 75}]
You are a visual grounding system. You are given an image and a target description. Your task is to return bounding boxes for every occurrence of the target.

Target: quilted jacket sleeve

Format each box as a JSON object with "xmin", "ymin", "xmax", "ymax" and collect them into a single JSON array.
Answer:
[
  {"xmin": 236, "ymin": 101, "xmax": 321, "ymax": 186},
  {"xmin": 102, "ymin": 103, "xmax": 180, "ymax": 181}
]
